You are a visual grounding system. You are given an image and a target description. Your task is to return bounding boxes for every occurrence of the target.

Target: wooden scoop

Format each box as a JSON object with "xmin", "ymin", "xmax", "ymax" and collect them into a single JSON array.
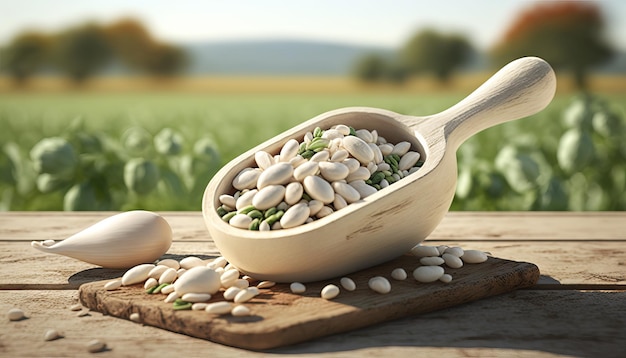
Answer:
[{"xmin": 202, "ymin": 57, "xmax": 556, "ymax": 283}]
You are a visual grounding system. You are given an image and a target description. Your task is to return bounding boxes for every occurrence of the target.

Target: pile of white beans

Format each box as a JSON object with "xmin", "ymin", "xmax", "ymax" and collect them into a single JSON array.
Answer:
[
  {"xmin": 99, "ymin": 243, "xmax": 489, "ymax": 317},
  {"xmin": 217, "ymin": 124, "xmax": 424, "ymax": 230}
]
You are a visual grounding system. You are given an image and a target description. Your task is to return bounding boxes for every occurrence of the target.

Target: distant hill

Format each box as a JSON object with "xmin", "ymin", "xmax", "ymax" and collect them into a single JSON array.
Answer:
[{"xmin": 183, "ymin": 39, "xmax": 394, "ymax": 75}]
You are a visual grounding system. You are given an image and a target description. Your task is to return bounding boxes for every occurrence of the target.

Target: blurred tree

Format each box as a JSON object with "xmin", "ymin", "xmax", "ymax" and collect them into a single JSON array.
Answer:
[
  {"xmin": 0, "ymin": 31, "xmax": 50, "ymax": 85},
  {"xmin": 54, "ymin": 23, "xmax": 113, "ymax": 83},
  {"xmin": 104, "ymin": 18, "xmax": 186, "ymax": 78},
  {"xmin": 104, "ymin": 18, "xmax": 154, "ymax": 72},
  {"xmin": 144, "ymin": 43, "xmax": 187, "ymax": 77},
  {"xmin": 352, "ymin": 53, "xmax": 387, "ymax": 82},
  {"xmin": 490, "ymin": 2, "xmax": 614, "ymax": 90},
  {"xmin": 401, "ymin": 29, "xmax": 473, "ymax": 83}
]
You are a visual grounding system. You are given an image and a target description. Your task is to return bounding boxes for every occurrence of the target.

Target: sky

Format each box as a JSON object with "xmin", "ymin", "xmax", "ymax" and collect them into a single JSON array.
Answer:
[{"xmin": 1, "ymin": 0, "xmax": 624, "ymax": 50}]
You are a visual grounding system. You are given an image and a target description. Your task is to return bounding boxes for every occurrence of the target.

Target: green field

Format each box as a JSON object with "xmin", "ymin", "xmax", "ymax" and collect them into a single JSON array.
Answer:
[{"xmin": 1, "ymin": 90, "xmax": 625, "ymax": 211}]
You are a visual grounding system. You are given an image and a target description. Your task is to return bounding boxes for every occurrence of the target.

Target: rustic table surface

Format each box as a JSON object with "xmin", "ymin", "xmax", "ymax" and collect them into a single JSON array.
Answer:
[{"xmin": 1, "ymin": 211, "xmax": 624, "ymax": 357}]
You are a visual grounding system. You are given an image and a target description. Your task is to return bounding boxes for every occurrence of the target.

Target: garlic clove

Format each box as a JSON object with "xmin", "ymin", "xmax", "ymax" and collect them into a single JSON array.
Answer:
[{"xmin": 30, "ymin": 211, "xmax": 172, "ymax": 269}]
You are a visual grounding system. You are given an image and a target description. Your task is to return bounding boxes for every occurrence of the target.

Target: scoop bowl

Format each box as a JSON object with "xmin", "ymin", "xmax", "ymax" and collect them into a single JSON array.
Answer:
[{"xmin": 202, "ymin": 57, "xmax": 556, "ymax": 283}]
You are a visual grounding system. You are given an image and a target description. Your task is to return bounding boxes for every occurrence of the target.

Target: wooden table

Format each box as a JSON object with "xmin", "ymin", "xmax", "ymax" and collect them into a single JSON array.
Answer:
[{"xmin": 1, "ymin": 212, "xmax": 624, "ymax": 357}]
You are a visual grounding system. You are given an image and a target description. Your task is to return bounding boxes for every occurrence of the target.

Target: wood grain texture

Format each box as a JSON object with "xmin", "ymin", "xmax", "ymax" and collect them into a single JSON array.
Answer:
[
  {"xmin": 1, "ymin": 212, "xmax": 625, "ymax": 357},
  {"xmin": 3, "ymin": 211, "xmax": 624, "ymax": 242},
  {"xmin": 2, "ymin": 241, "xmax": 623, "ymax": 288},
  {"xmin": 79, "ymin": 256, "xmax": 539, "ymax": 350}
]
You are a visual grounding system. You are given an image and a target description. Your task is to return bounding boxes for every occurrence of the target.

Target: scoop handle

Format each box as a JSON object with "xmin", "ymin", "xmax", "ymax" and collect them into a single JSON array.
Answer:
[{"xmin": 408, "ymin": 57, "xmax": 556, "ymax": 152}]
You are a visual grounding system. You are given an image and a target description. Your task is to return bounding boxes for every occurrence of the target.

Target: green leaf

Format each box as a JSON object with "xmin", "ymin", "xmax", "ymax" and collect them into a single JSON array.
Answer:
[
  {"xmin": 124, "ymin": 158, "xmax": 160, "ymax": 195},
  {"xmin": 29, "ymin": 137, "xmax": 78, "ymax": 178}
]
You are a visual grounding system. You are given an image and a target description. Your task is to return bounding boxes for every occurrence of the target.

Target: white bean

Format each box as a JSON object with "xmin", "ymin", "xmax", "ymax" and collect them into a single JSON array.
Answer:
[
  {"xmin": 231, "ymin": 305, "xmax": 251, "ymax": 317},
  {"xmin": 220, "ymin": 269, "xmax": 240, "ymax": 287},
  {"xmin": 254, "ymin": 151, "xmax": 274, "ymax": 170},
  {"xmin": 439, "ymin": 274, "xmax": 453, "ymax": 283},
  {"xmin": 234, "ymin": 288, "xmax": 258, "ymax": 303},
  {"xmin": 343, "ymin": 136, "xmax": 374, "ymax": 164},
  {"xmin": 122, "ymin": 264, "xmax": 155, "ymax": 286},
  {"xmin": 419, "ymin": 256, "xmax": 445, "ymax": 266},
  {"xmin": 205, "ymin": 302, "xmax": 232, "ymax": 315},
  {"xmin": 257, "ymin": 281, "xmax": 276, "ymax": 289},
  {"xmin": 223, "ymin": 287, "xmax": 242, "ymax": 301},
  {"xmin": 147, "ymin": 265, "xmax": 169, "ymax": 279},
  {"xmin": 44, "ymin": 329, "xmax": 62, "ymax": 341},
  {"xmin": 348, "ymin": 180, "xmax": 378, "ymax": 198},
  {"xmin": 442, "ymin": 253, "xmax": 464, "ymax": 269},
  {"xmin": 310, "ymin": 150, "xmax": 330, "ymax": 162},
  {"xmin": 229, "ymin": 214, "xmax": 253, "ymax": 229},
  {"xmin": 179, "ymin": 256, "xmax": 205, "ymax": 269},
  {"xmin": 232, "ymin": 168, "xmax": 261, "ymax": 190},
  {"xmin": 391, "ymin": 141, "xmax": 411, "ymax": 156},
  {"xmin": 181, "ymin": 293, "xmax": 212, "ymax": 303},
  {"xmin": 340, "ymin": 277, "xmax": 356, "ymax": 291},
  {"xmin": 413, "ymin": 266, "xmax": 445, "ymax": 283},
  {"xmin": 290, "ymin": 282, "xmax": 306, "ymax": 293},
  {"xmin": 284, "ymin": 182, "xmax": 304, "ymax": 205},
  {"xmin": 279, "ymin": 139, "xmax": 299, "ymax": 162},
  {"xmin": 319, "ymin": 161, "xmax": 349, "ymax": 182},
  {"xmin": 444, "ymin": 246, "xmax": 465, "ymax": 257},
  {"xmin": 461, "ymin": 250, "xmax": 489, "ymax": 264},
  {"xmin": 7, "ymin": 308, "xmax": 25, "ymax": 321},
  {"xmin": 331, "ymin": 181, "xmax": 361, "ymax": 203},
  {"xmin": 280, "ymin": 202, "xmax": 311, "ymax": 229},
  {"xmin": 391, "ymin": 268, "xmax": 407, "ymax": 280},
  {"xmin": 252, "ymin": 185, "xmax": 286, "ymax": 210},
  {"xmin": 256, "ymin": 162, "xmax": 293, "ymax": 189},
  {"xmin": 191, "ymin": 303, "xmax": 209, "ymax": 311},
  {"xmin": 86, "ymin": 339, "xmax": 106, "ymax": 353},
  {"xmin": 303, "ymin": 175, "xmax": 335, "ymax": 204},
  {"xmin": 398, "ymin": 151, "xmax": 420, "ymax": 170},
  {"xmin": 368, "ymin": 276, "xmax": 391, "ymax": 294},
  {"xmin": 158, "ymin": 268, "xmax": 177, "ymax": 284},
  {"xmin": 410, "ymin": 245, "xmax": 440, "ymax": 258},
  {"xmin": 321, "ymin": 284, "xmax": 340, "ymax": 299},
  {"xmin": 104, "ymin": 280, "xmax": 122, "ymax": 291}
]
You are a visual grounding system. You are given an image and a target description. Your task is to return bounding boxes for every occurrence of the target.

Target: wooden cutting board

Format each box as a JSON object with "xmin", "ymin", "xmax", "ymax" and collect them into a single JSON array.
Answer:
[{"xmin": 79, "ymin": 255, "xmax": 539, "ymax": 350}]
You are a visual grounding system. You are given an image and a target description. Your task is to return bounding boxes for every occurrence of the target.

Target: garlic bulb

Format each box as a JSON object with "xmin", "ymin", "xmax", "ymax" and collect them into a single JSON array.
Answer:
[{"xmin": 31, "ymin": 211, "xmax": 172, "ymax": 269}]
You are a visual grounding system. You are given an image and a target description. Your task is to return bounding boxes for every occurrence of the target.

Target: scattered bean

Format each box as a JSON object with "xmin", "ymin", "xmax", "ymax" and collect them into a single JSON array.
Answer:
[
  {"xmin": 104, "ymin": 280, "xmax": 122, "ymax": 291},
  {"xmin": 440, "ymin": 274, "xmax": 453, "ymax": 283},
  {"xmin": 419, "ymin": 256, "xmax": 445, "ymax": 266},
  {"xmin": 368, "ymin": 276, "xmax": 391, "ymax": 294},
  {"xmin": 86, "ymin": 339, "xmax": 106, "ymax": 353},
  {"xmin": 444, "ymin": 246, "xmax": 465, "ymax": 257},
  {"xmin": 257, "ymin": 281, "xmax": 276, "ymax": 289},
  {"xmin": 122, "ymin": 264, "xmax": 155, "ymax": 286},
  {"xmin": 181, "ymin": 293, "xmax": 212, "ymax": 303},
  {"xmin": 231, "ymin": 305, "xmax": 251, "ymax": 317},
  {"xmin": 234, "ymin": 288, "xmax": 258, "ymax": 303},
  {"xmin": 144, "ymin": 277, "xmax": 158, "ymax": 290},
  {"xmin": 340, "ymin": 277, "xmax": 356, "ymax": 291},
  {"xmin": 223, "ymin": 287, "xmax": 242, "ymax": 301},
  {"xmin": 129, "ymin": 312, "xmax": 141, "ymax": 322},
  {"xmin": 461, "ymin": 250, "xmax": 489, "ymax": 264},
  {"xmin": 44, "ymin": 329, "xmax": 62, "ymax": 341},
  {"xmin": 413, "ymin": 266, "xmax": 445, "ymax": 283},
  {"xmin": 410, "ymin": 245, "xmax": 440, "ymax": 258},
  {"xmin": 192, "ymin": 303, "xmax": 209, "ymax": 311},
  {"xmin": 391, "ymin": 268, "xmax": 407, "ymax": 280},
  {"xmin": 7, "ymin": 308, "xmax": 24, "ymax": 321},
  {"xmin": 321, "ymin": 284, "xmax": 340, "ymax": 300},
  {"xmin": 442, "ymin": 253, "xmax": 464, "ymax": 269},
  {"xmin": 290, "ymin": 282, "xmax": 306, "ymax": 293},
  {"xmin": 205, "ymin": 302, "xmax": 232, "ymax": 315}
]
